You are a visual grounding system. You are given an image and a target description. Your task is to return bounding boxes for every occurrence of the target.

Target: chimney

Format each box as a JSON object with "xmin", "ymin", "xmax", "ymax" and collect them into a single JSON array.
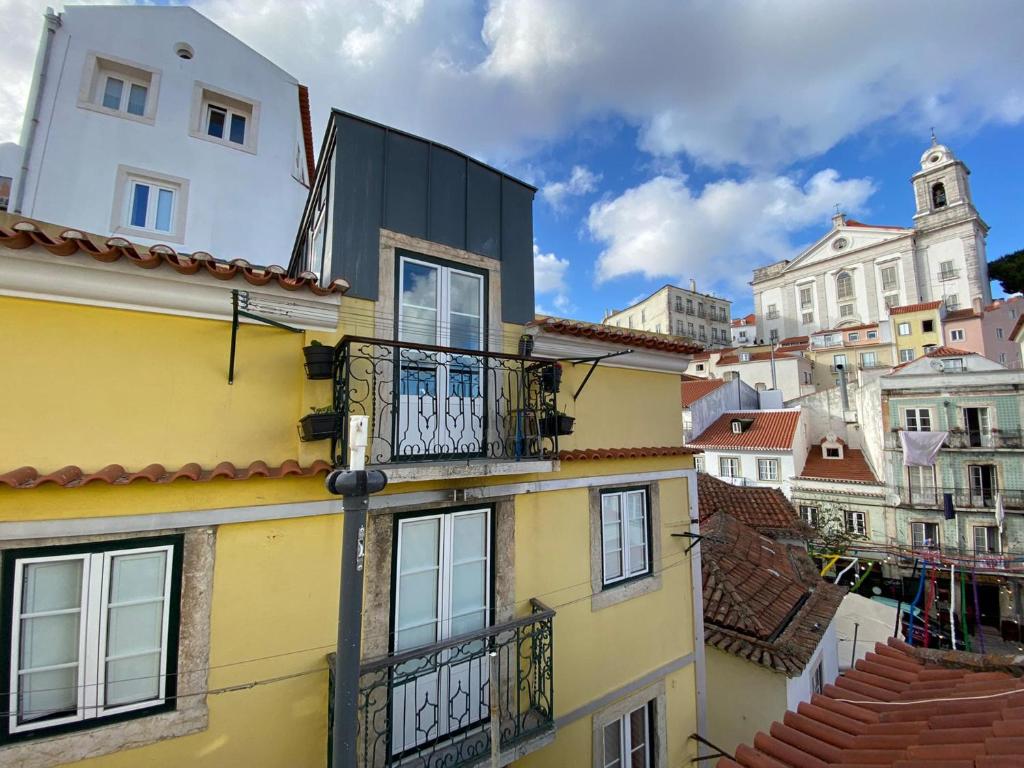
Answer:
[{"xmin": 689, "ymin": 278, "xmax": 697, "ymax": 292}]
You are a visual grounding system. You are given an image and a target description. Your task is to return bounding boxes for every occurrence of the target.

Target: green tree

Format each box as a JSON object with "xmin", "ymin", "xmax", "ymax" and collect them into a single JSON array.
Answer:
[{"xmin": 989, "ymin": 249, "xmax": 1024, "ymax": 295}]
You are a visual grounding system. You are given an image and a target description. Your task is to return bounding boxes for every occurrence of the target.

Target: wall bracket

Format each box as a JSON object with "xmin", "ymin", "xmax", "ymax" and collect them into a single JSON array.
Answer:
[{"xmin": 228, "ymin": 289, "xmax": 302, "ymax": 384}]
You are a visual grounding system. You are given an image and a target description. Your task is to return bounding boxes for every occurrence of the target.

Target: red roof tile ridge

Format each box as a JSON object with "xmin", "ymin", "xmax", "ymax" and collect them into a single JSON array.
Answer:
[
  {"xmin": 558, "ymin": 446, "xmax": 698, "ymax": 461},
  {"xmin": 529, "ymin": 315, "xmax": 704, "ymax": 354},
  {"xmin": 297, "ymin": 84, "xmax": 316, "ymax": 184},
  {"xmin": 1, "ymin": 219, "xmax": 348, "ymax": 296},
  {"xmin": 0, "ymin": 460, "xmax": 333, "ymax": 489}
]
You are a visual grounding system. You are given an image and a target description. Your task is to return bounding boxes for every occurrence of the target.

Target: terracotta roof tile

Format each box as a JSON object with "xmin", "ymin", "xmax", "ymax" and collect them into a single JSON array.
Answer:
[
  {"xmin": 530, "ymin": 316, "xmax": 704, "ymax": 354},
  {"xmin": 698, "ymin": 474, "xmax": 804, "ymax": 537},
  {"xmin": 0, "ymin": 220, "xmax": 347, "ymax": 296},
  {"xmin": 0, "ymin": 460, "xmax": 332, "ymax": 489},
  {"xmin": 297, "ymin": 84, "xmax": 316, "ymax": 184},
  {"xmin": 889, "ymin": 301, "xmax": 943, "ymax": 315},
  {"xmin": 799, "ymin": 446, "xmax": 880, "ymax": 484},
  {"xmin": 723, "ymin": 639, "xmax": 1024, "ymax": 768},
  {"xmin": 890, "ymin": 346, "xmax": 977, "ymax": 372},
  {"xmin": 558, "ymin": 446, "xmax": 698, "ymax": 461},
  {"xmin": 845, "ymin": 219, "xmax": 911, "ymax": 231},
  {"xmin": 688, "ymin": 411, "xmax": 801, "ymax": 451},
  {"xmin": 682, "ymin": 378, "xmax": 728, "ymax": 406},
  {"xmin": 702, "ymin": 510, "xmax": 844, "ymax": 675},
  {"xmin": 732, "ymin": 313, "xmax": 757, "ymax": 327}
]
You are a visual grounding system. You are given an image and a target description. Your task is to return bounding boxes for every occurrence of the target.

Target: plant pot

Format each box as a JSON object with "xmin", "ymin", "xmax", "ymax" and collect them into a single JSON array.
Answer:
[
  {"xmin": 303, "ymin": 345, "xmax": 334, "ymax": 380},
  {"xmin": 540, "ymin": 414, "xmax": 574, "ymax": 437},
  {"xmin": 540, "ymin": 364, "xmax": 562, "ymax": 393},
  {"xmin": 299, "ymin": 412, "xmax": 342, "ymax": 442}
]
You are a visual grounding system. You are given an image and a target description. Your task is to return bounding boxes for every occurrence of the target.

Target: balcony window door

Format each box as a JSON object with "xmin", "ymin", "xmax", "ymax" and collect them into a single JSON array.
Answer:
[
  {"xmin": 391, "ymin": 509, "xmax": 491, "ymax": 755},
  {"xmin": 968, "ymin": 464, "xmax": 997, "ymax": 507},
  {"xmin": 908, "ymin": 466, "xmax": 936, "ymax": 506},
  {"xmin": 398, "ymin": 256, "xmax": 485, "ymax": 458},
  {"xmin": 962, "ymin": 407, "xmax": 990, "ymax": 447}
]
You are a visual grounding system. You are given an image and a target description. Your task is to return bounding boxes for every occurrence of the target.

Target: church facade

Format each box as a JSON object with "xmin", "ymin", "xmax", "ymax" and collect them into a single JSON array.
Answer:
[{"xmin": 752, "ymin": 139, "xmax": 991, "ymax": 343}]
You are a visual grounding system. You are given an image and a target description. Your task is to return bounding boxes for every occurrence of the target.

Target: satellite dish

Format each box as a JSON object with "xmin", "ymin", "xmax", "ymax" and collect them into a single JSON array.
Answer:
[{"xmin": 930, "ymin": 360, "xmax": 945, "ymax": 371}]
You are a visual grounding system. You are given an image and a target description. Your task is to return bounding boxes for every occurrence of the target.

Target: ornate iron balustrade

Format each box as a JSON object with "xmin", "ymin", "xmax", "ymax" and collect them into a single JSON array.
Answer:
[
  {"xmin": 338, "ymin": 599, "xmax": 555, "ymax": 768},
  {"xmin": 895, "ymin": 485, "xmax": 1024, "ymax": 510},
  {"xmin": 331, "ymin": 337, "xmax": 559, "ymax": 466}
]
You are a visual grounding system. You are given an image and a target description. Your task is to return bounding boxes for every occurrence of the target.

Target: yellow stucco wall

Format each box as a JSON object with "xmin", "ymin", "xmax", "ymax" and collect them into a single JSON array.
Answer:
[
  {"xmin": 1, "ymin": 284, "xmax": 698, "ymax": 766},
  {"xmin": 706, "ymin": 647, "xmax": 787, "ymax": 756},
  {"xmin": 893, "ymin": 307, "xmax": 943, "ymax": 361}
]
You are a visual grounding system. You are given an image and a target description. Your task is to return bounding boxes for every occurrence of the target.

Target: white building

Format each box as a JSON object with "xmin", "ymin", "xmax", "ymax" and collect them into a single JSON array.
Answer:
[
  {"xmin": 10, "ymin": 5, "xmax": 312, "ymax": 260},
  {"xmin": 604, "ymin": 281, "xmax": 733, "ymax": 346},
  {"xmin": 688, "ymin": 409, "xmax": 807, "ymax": 496},
  {"xmin": 731, "ymin": 313, "xmax": 756, "ymax": 346},
  {"xmin": 752, "ymin": 138, "xmax": 990, "ymax": 344}
]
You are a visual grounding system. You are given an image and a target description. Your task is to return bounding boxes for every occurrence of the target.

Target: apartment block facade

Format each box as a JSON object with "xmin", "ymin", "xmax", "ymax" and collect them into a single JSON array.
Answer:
[{"xmin": 604, "ymin": 282, "xmax": 733, "ymax": 347}]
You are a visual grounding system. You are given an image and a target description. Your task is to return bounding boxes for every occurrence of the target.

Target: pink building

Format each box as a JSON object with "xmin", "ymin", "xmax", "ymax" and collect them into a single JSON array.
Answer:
[{"xmin": 943, "ymin": 295, "xmax": 1023, "ymax": 368}]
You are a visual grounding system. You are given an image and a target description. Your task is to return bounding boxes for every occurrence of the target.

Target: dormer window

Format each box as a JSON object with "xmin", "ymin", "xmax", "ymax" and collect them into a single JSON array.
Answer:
[
  {"xmin": 740, "ymin": 352, "xmax": 751, "ymax": 362},
  {"xmin": 821, "ymin": 440, "xmax": 844, "ymax": 460},
  {"xmin": 730, "ymin": 418, "xmax": 753, "ymax": 434},
  {"xmin": 932, "ymin": 182, "xmax": 947, "ymax": 209},
  {"xmin": 825, "ymin": 447, "xmax": 840, "ymax": 459}
]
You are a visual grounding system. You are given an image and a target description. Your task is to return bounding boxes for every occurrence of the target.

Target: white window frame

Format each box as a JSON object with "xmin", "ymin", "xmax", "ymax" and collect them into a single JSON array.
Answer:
[
  {"xmin": 111, "ymin": 165, "xmax": 189, "ymax": 244},
  {"xmin": 600, "ymin": 489, "xmax": 650, "ymax": 587},
  {"xmin": 904, "ymin": 407, "xmax": 932, "ymax": 432},
  {"xmin": 950, "ymin": 328, "xmax": 965, "ymax": 342},
  {"xmin": 867, "ymin": 330, "xmax": 878, "ymax": 340},
  {"xmin": 973, "ymin": 526, "xmax": 999, "ymax": 555},
  {"xmin": 880, "ymin": 265, "xmax": 898, "ymax": 293},
  {"xmin": 898, "ymin": 322, "xmax": 911, "ymax": 336},
  {"xmin": 800, "ymin": 505, "xmax": 818, "ymax": 527},
  {"xmin": 839, "ymin": 303, "xmax": 854, "ymax": 317},
  {"xmin": 694, "ymin": 455, "xmax": 705, "ymax": 472},
  {"xmin": 811, "ymin": 662, "xmax": 824, "ymax": 696},
  {"xmin": 945, "ymin": 295, "xmax": 960, "ymax": 311},
  {"xmin": 911, "ymin": 521, "xmax": 940, "ymax": 549},
  {"xmin": 860, "ymin": 351, "xmax": 878, "ymax": 368},
  {"xmin": 7, "ymin": 543, "xmax": 176, "ymax": 736},
  {"xmin": 719, "ymin": 456, "xmax": 740, "ymax": 478},
  {"xmin": 757, "ymin": 458, "xmax": 779, "ymax": 482},
  {"xmin": 189, "ymin": 82, "xmax": 260, "ymax": 154},
  {"xmin": 799, "ymin": 285, "xmax": 814, "ymax": 309},
  {"xmin": 602, "ymin": 704, "xmax": 652, "ymax": 768},
  {"xmin": 77, "ymin": 51, "xmax": 160, "ymax": 125},
  {"xmin": 836, "ymin": 272, "xmax": 855, "ymax": 300},
  {"xmin": 898, "ymin": 348, "xmax": 915, "ymax": 363},
  {"xmin": 845, "ymin": 510, "xmax": 867, "ymax": 536},
  {"xmin": 801, "ymin": 311, "xmax": 814, "ymax": 325},
  {"xmin": 943, "ymin": 358, "xmax": 965, "ymax": 372}
]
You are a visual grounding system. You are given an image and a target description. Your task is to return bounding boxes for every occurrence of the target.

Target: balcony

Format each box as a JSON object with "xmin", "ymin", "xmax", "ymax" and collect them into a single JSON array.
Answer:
[
  {"xmin": 896, "ymin": 485, "xmax": 1024, "ymax": 510},
  {"xmin": 885, "ymin": 429, "xmax": 1024, "ymax": 451},
  {"xmin": 331, "ymin": 599, "xmax": 555, "ymax": 768},
  {"xmin": 332, "ymin": 337, "xmax": 560, "ymax": 468},
  {"xmin": 938, "ymin": 268, "xmax": 960, "ymax": 282}
]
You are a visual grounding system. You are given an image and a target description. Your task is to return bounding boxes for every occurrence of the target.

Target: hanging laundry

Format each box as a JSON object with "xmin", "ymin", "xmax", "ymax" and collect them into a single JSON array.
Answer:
[{"xmin": 898, "ymin": 430, "xmax": 948, "ymax": 466}]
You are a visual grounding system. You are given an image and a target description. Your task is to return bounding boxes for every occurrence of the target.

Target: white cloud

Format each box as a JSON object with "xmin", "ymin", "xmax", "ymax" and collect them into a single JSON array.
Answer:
[
  {"xmin": 533, "ymin": 242, "xmax": 573, "ymax": 314},
  {"xmin": 540, "ymin": 165, "xmax": 601, "ymax": 211},
  {"xmin": 3, "ymin": 1, "xmax": 1021, "ymax": 169},
  {"xmin": 587, "ymin": 169, "xmax": 876, "ymax": 291}
]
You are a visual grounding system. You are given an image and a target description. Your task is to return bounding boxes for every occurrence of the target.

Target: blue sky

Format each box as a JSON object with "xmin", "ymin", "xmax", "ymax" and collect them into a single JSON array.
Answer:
[{"xmin": 3, "ymin": 0, "xmax": 1023, "ymax": 321}]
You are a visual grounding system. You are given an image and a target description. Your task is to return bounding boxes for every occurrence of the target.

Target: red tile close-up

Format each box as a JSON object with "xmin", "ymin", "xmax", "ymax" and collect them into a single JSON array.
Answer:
[
  {"xmin": 721, "ymin": 638, "xmax": 1024, "ymax": 768},
  {"xmin": 0, "ymin": 460, "xmax": 333, "ymax": 489}
]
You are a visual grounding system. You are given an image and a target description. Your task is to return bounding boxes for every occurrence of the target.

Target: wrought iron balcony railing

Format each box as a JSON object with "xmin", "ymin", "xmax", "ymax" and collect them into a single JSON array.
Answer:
[
  {"xmin": 331, "ymin": 337, "xmax": 559, "ymax": 466},
  {"xmin": 896, "ymin": 485, "xmax": 1024, "ymax": 510},
  {"xmin": 885, "ymin": 429, "xmax": 1024, "ymax": 451},
  {"xmin": 331, "ymin": 599, "xmax": 555, "ymax": 768}
]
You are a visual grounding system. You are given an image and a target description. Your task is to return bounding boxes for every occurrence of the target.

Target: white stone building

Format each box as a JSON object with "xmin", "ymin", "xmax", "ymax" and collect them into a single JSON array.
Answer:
[
  {"xmin": 752, "ymin": 139, "xmax": 990, "ymax": 345},
  {"xmin": 9, "ymin": 5, "xmax": 313, "ymax": 261},
  {"xmin": 604, "ymin": 281, "xmax": 733, "ymax": 346}
]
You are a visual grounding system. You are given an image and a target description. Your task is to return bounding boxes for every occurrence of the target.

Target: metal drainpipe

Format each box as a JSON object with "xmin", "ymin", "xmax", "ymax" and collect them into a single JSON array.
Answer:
[
  {"xmin": 14, "ymin": 8, "xmax": 60, "ymax": 215},
  {"xmin": 837, "ymin": 364, "xmax": 850, "ymax": 411}
]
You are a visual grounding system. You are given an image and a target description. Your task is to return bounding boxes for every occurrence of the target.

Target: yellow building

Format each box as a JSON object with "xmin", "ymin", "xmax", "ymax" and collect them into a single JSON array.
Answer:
[
  {"xmin": 0, "ymin": 114, "xmax": 707, "ymax": 768},
  {"xmin": 889, "ymin": 300, "xmax": 944, "ymax": 364}
]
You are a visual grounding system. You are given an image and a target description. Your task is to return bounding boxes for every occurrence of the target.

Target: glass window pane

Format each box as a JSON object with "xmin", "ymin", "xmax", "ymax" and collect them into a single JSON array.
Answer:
[
  {"xmin": 401, "ymin": 262, "xmax": 439, "ymax": 343},
  {"xmin": 23, "ymin": 560, "xmax": 82, "ymax": 613},
  {"xmin": 630, "ymin": 707, "xmax": 648, "ymax": 767},
  {"xmin": 397, "ymin": 572, "xmax": 438, "ymax": 635},
  {"xmin": 450, "ymin": 272, "xmax": 482, "ymax": 317},
  {"xmin": 453, "ymin": 512, "xmax": 486, "ymax": 562},
  {"xmin": 106, "ymin": 651, "xmax": 161, "ymax": 707},
  {"xmin": 127, "ymin": 83, "xmax": 147, "ymax": 116},
  {"xmin": 21, "ymin": 613, "xmax": 80, "ymax": 669},
  {"xmin": 207, "ymin": 106, "xmax": 225, "ymax": 138},
  {"xmin": 130, "ymin": 183, "xmax": 149, "ymax": 228},
  {"xmin": 107, "ymin": 601, "xmax": 164, "ymax": 657},
  {"xmin": 451, "ymin": 560, "xmax": 486, "ymax": 617},
  {"xmin": 450, "ymin": 313, "xmax": 481, "ymax": 350},
  {"xmin": 229, "ymin": 113, "xmax": 246, "ymax": 144},
  {"xmin": 604, "ymin": 721, "xmax": 623, "ymax": 768},
  {"xmin": 20, "ymin": 667, "xmax": 78, "ymax": 723},
  {"xmin": 155, "ymin": 188, "xmax": 173, "ymax": 232},
  {"xmin": 103, "ymin": 77, "xmax": 123, "ymax": 110},
  {"xmin": 400, "ymin": 518, "xmax": 440, "ymax": 570}
]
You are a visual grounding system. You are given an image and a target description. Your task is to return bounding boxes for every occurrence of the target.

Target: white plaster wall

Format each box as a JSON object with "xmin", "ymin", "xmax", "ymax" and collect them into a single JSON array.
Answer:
[
  {"xmin": 921, "ymin": 236, "xmax": 971, "ymax": 307},
  {"xmin": 702, "ymin": 449, "xmax": 796, "ymax": 495},
  {"xmin": 17, "ymin": 6, "xmax": 308, "ymax": 263},
  {"xmin": 785, "ymin": 617, "xmax": 840, "ymax": 708},
  {"xmin": 689, "ymin": 378, "xmax": 758, "ymax": 439}
]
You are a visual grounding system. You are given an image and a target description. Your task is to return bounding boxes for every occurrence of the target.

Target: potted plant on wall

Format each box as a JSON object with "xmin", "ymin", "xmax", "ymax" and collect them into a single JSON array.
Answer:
[
  {"xmin": 540, "ymin": 410, "xmax": 574, "ymax": 437},
  {"xmin": 540, "ymin": 362, "xmax": 563, "ymax": 393},
  {"xmin": 299, "ymin": 406, "xmax": 342, "ymax": 441},
  {"xmin": 303, "ymin": 340, "xmax": 334, "ymax": 380}
]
